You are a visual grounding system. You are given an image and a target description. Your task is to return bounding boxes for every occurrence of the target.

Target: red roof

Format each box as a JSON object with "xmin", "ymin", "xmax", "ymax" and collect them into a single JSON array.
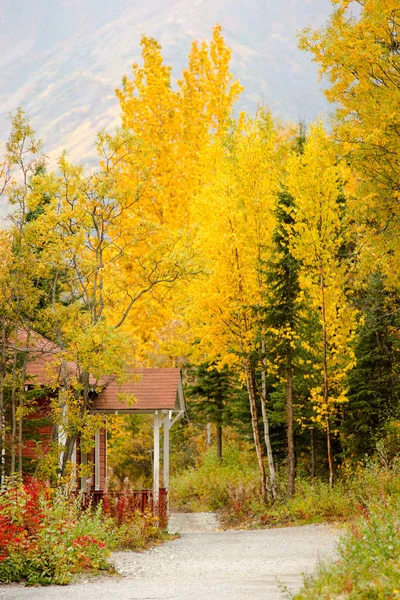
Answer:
[{"xmin": 93, "ymin": 368, "xmax": 184, "ymax": 413}]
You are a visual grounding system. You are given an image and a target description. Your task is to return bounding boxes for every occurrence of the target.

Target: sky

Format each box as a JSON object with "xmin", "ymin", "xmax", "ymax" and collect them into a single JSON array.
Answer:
[{"xmin": 0, "ymin": 0, "xmax": 333, "ymax": 216}]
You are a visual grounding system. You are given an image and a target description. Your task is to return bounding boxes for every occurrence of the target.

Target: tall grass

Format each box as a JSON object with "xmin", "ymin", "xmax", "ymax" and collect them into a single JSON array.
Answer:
[
  {"xmin": 170, "ymin": 445, "xmax": 260, "ymax": 514},
  {"xmin": 294, "ymin": 498, "xmax": 400, "ymax": 599},
  {"xmin": 171, "ymin": 446, "xmax": 400, "ymax": 529}
]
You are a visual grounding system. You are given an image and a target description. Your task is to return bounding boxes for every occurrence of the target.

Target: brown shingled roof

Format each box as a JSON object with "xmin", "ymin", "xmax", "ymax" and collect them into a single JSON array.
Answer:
[
  {"xmin": 92, "ymin": 368, "xmax": 184, "ymax": 413},
  {"xmin": 17, "ymin": 328, "xmax": 63, "ymax": 387},
  {"xmin": 16, "ymin": 329, "xmax": 80, "ymax": 387},
  {"xmin": 17, "ymin": 329, "xmax": 185, "ymax": 414}
]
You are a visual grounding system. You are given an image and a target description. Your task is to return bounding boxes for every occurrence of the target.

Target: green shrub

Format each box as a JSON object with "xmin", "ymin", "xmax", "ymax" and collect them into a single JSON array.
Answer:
[
  {"xmin": 171, "ymin": 446, "xmax": 400, "ymax": 529},
  {"xmin": 294, "ymin": 498, "xmax": 400, "ymax": 599},
  {"xmin": 170, "ymin": 445, "xmax": 259, "ymax": 513}
]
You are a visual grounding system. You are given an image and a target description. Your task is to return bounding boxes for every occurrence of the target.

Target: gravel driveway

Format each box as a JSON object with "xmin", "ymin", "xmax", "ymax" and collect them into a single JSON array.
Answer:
[{"xmin": 0, "ymin": 514, "xmax": 340, "ymax": 600}]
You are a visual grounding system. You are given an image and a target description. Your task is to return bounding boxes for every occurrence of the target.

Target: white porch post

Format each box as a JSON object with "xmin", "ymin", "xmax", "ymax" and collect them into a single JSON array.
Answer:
[
  {"xmin": 163, "ymin": 410, "xmax": 172, "ymax": 491},
  {"xmin": 104, "ymin": 423, "xmax": 108, "ymax": 492},
  {"xmin": 153, "ymin": 411, "xmax": 160, "ymax": 497},
  {"xmin": 80, "ymin": 452, "xmax": 87, "ymax": 492},
  {"xmin": 71, "ymin": 441, "xmax": 77, "ymax": 489}
]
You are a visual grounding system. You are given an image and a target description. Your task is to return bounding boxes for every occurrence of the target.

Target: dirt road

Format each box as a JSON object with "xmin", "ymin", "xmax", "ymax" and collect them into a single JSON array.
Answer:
[{"xmin": 0, "ymin": 514, "xmax": 340, "ymax": 600}]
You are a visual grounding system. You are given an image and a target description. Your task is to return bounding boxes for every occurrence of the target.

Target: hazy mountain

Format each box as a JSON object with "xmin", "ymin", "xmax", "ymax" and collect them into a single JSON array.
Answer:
[{"xmin": 0, "ymin": 0, "xmax": 332, "ymax": 166}]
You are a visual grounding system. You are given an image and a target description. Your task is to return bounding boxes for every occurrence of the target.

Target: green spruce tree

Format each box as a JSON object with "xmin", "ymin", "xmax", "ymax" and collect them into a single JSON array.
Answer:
[
  {"xmin": 186, "ymin": 362, "xmax": 236, "ymax": 462},
  {"xmin": 343, "ymin": 273, "xmax": 400, "ymax": 458},
  {"xmin": 262, "ymin": 187, "xmax": 302, "ymax": 497}
]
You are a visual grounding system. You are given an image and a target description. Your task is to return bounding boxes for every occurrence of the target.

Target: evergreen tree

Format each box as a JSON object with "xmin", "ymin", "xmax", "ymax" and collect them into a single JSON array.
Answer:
[
  {"xmin": 256, "ymin": 128, "xmax": 306, "ymax": 496},
  {"xmin": 261, "ymin": 187, "xmax": 302, "ymax": 497},
  {"xmin": 342, "ymin": 273, "xmax": 400, "ymax": 458},
  {"xmin": 186, "ymin": 362, "xmax": 236, "ymax": 462}
]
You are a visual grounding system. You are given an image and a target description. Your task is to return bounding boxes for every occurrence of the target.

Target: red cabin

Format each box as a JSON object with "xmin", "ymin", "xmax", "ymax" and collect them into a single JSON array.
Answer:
[{"xmin": 19, "ymin": 329, "xmax": 185, "ymax": 506}]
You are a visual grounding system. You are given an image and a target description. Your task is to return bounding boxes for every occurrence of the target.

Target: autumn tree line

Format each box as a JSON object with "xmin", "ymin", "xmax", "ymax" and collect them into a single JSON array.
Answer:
[{"xmin": 0, "ymin": 1, "xmax": 399, "ymax": 498}]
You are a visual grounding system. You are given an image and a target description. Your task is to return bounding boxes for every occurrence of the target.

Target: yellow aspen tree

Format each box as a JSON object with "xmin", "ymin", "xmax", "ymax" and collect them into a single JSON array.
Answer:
[
  {"xmin": 286, "ymin": 122, "xmax": 357, "ymax": 488},
  {"xmin": 179, "ymin": 24, "xmax": 243, "ymax": 137},
  {"xmin": 25, "ymin": 127, "xmax": 197, "ymax": 476},
  {"xmin": 1, "ymin": 110, "xmax": 46, "ymax": 478},
  {"xmin": 300, "ymin": 0, "xmax": 400, "ymax": 288},
  {"xmin": 116, "ymin": 35, "xmax": 181, "ymax": 225},
  {"xmin": 0, "ymin": 141, "xmax": 13, "ymax": 478},
  {"xmin": 180, "ymin": 111, "xmax": 282, "ymax": 500},
  {"xmin": 0, "ymin": 233, "xmax": 12, "ymax": 479},
  {"xmin": 116, "ymin": 25, "xmax": 242, "ymax": 229},
  {"xmin": 113, "ymin": 26, "xmax": 242, "ymax": 352}
]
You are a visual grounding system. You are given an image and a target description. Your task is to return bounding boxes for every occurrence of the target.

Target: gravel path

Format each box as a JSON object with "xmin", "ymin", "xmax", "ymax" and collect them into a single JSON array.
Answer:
[{"xmin": 0, "ymin": 513, "xmax": 340, "ymax": 600}]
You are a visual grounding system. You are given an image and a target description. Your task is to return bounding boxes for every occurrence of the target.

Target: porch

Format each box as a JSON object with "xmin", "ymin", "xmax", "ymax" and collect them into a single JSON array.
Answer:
[
  {"xmin": 77, "ymin": 488, "xmax": 168, "ymax": 528},
  {"xmin": 87, "ymin": 368, "xmax": 186, "ymax": 521}
]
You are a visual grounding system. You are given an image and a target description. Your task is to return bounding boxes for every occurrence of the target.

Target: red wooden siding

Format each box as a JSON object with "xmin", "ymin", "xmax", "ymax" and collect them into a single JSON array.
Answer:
[
  {"xmin": 100, "ymin": 427, "xmax": 107, "ymax": 491},
  {"xmin": 22, "ymin": 395, "xmax": 53, "ymax": 463},
  {"xmin": 15, "ymin": 329, "xmax": 184, "ymax": 495},
  {"xmin": 75, "ymin": 428, "xmax": 106, "ymax": 492}
]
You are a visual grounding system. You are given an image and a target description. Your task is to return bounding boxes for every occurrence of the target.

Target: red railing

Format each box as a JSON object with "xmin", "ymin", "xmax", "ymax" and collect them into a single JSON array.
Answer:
[{"xmin": 75, "ymin": 488, "xmax": 168, "ymax": 529}]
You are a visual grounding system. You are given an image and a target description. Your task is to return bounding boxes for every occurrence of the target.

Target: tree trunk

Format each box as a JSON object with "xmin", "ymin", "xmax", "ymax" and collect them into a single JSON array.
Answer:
[
  {"xmin": 260, "ymin": 398, "xmax": 276, "ymax": 500},
  {"xmin": 59, "ymin": 358, "xmax": 72, "ymax": 478},
  {"xmin": 310, "ymin": 428, "xmax": 316, "ymax": 480},
  {"xmin": 286, "ymin": 367, "xmax": 295, "ymax": 498},
  {"xmin": 61, "ymin": 371, "xmax": 90, "ymax": 479},
  {"xmin": 0, "ymin": 321, "xmax": 6, "ymax": 483},
  {"xmin": 10, "ymin": 346, "xmax": 18, "ymax": 477},
  {"xmin": 260, "ymin": 341, "xmax": 277, "ymax": 500},
  {"xmin": 18, "ymin": 330, "xmax": 30, "ymax": 475},
  {"xmin": 61, "ymin": 435, "xmax": 77, "ymax": 478},
  {"xmin": 206, "ymin": 422, "xmax": 212, "ymax": 446},
  {"xmin": 320, "ymin": 269, "xmax": 334, "ymax": 489},
  {"xmin": 216, "ymin": 423, "xmax": 222, "ymax": 463},
  {"xmin": 326, "ymin": 415, "xmax": 334, "ymax": 489},
  {"xmin": 17, "ymin": 411, "xmax": 23, "ymax": 474},
  {"xmin": 246, "ymin": 365, "xmax": 268, "ymax": 500}
]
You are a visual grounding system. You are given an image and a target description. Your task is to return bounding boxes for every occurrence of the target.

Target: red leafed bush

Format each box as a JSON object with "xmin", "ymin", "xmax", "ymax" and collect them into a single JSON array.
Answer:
[
  {"xmin": 101, "ymin": 492, "xmax": 163, "ymax": 550},
  {"xmin": 72, "ymin": 535, "xmax": 106, "ymax": 549},
  {"xmin": 0, "ymin": 478, "xmax": 48, "ymax": 564},
  {"xmin": 0, "ymin": 477, "xmax": 111, "ymax": 585},
  {"xmin": 101, "ymin": 490, "xmax": 167, "ymax": 529},
  {"xmin": 0, "ymin": 516, "xmax": 25, "ymax": 560},
  {"xmin": 0, "ymin": 478, "xmax": 168, "ymax": 585}
]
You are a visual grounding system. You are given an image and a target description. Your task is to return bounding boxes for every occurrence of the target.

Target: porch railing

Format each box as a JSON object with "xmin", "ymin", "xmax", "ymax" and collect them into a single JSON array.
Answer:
[{"xmin": 75, "ymin": 488, "xmax": 168, "ymax": 528}]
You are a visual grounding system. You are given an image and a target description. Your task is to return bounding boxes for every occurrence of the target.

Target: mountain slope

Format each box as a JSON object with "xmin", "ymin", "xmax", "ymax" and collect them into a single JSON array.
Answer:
[{"xmin": 0, "ymin": 0, "xmax": 332, "ymax": 165}]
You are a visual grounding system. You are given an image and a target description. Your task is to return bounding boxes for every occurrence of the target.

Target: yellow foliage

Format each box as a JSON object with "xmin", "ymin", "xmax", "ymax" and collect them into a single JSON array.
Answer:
[
  {"xmin": 175, "ymin": 110, "xmax": 285, "ymax": 374},
  {"xmin": 116, "ymin": 25, "xmax": 242, "ymax": 229},
  {"xmin": 300, "ymin": 0, "xmax": 400, "ymax": 288},
  {"xmin": 286, "ymin": 122, "xmax": 358, "ymax": 418}
]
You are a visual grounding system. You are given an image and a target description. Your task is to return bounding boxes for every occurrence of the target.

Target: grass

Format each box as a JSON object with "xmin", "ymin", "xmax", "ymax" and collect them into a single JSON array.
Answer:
[
  {"xmin": 171, "ymin": 446, "xmax": 400, "ymax": 529},
  {"xmin": 294, "ymin": 498, "xmax": 400, "ymax": 599},
  {"xmin": 171, "ymin": 443, "xmax": 400, "ymax": 599}
]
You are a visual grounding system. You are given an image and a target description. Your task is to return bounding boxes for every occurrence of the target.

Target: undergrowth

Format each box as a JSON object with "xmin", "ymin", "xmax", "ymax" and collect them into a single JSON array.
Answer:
[
  {"xmin": 0, "ymin": 478, "xmax": 166, "ymax": 585},
  {"xmin": 294, "ymin": 498, "xmax": 400, "ymax": 599},
  {"xmin": 170, "ymin": 446, "xmax": 400, "ymax": 529},
  {"xmin": 170, "ymin": 445, "xmax": 259, "ymax": 514},
  {"xmin": 171, "ymin": 443, "xmax": 400, "ymax": 598}
]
